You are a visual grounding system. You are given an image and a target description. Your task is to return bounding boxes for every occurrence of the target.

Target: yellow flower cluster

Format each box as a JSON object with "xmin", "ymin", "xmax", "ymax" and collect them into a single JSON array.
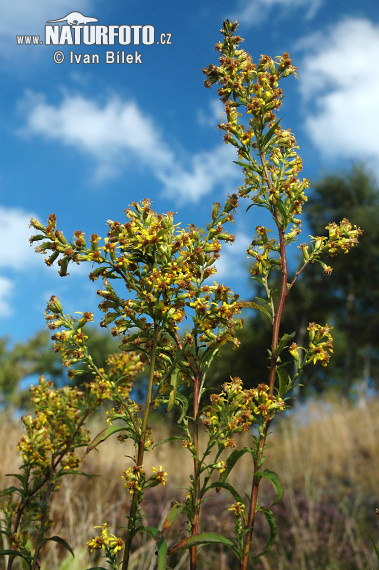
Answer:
[
  {"xmin": 228, "ymin": 502, "xmax": 246, "ymax": 516},
  {"xmin": 306, "ymin": 322, "xmax": 334, "ymax": 367},
  {"xmin": 247, "ymin": 226, "xmax": 281, "ymax": 277},
  {"xmin": 289, "ymin": 322, "xmax": 334, "ymax": 368},
  {"xmin": 87, "ymin": 523, "xmax": 124, "ymax": 554},
  {"xmin": 17, "ymin": 378, "xmax": 90, "ymax": 470},
  {"xmin": 151, "ymin": 465, "xmax": 168, "ymax": 486},
  {"xmin": 31, "ymin": 199, "xmax": 241, "ymax": 349},
  {"xmin": 121, "ymin": 466, "xmax": 145, "ymax": 494},
  {"xmin": 202, "ymin": 377, "xmax": 285, "ymax": 441},
  {"xmin": 203, "ymin": 20, "xmax": 306, "ymax": 237},
  {"xmin": 299, "ymin": 219, "xmax": 362, "ymax": 274}
]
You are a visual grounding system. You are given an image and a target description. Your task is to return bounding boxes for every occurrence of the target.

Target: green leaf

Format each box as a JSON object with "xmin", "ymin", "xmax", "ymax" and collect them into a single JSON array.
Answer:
[
  {"xmin": 261, "ymin": 469, "xmax": 284, "ymax": 506},
  {"xmin": 220, "ymin": 447, "xmax": 252, "ymax": 482},
  {"xmin": 86, "ymin": 567, "xmax": 109, "ymax": 569},
  {"xmin": 57, "ymin": 470, "xmax": 98, "ymax": 478},
  {"xmin": 276, "ymin": 368, "xmax": 291, "ymax": 397},
  {"xmin": 254, "ymin": 508, "xmax": 277, "ymax": 556},
  {"xmin": 263, "ymin": 118, "xmax": 281, "ymax": 148},
  {"xmin": 167, "ymin": 370, "xmax": 179, "ymax": 411},
  {"xmin": 160, "ymin": 502, "xmax": 184, "ymax": 533},
  {"xmin": 134, "ymin": 526, "xmax": 168, "ymax": 569},
  {"xmin": 156, "ymin": 535, "xmax": 168, "ymax": 570},
  {"xmin": 0, "ymin": 485, "xmax": 22, "ymax": 497},
  {"xmin": 276, "ymin": 331, "xmax": 295, "ymax": 355},
  {"xmin": 42, "ymin": 535, "xmax": 74, "ymax": 557},
  {"xmin": 86, "ymin": 425, "xmax": 131, "ymax": 453},
  {"xmin": 175, "ymin": 392, "xmax": 189, "ymax": 423},
  {"xmin": 251, "ymin": 300, "xmax": 272, "ymax": 321},
  {"xmin": 175, "ymin": 532, "xmax": 239, "ymax": 558},
  {"xmin": 206, "ymin": 481, "xmax": 244, "ymax": 505},
  {"xmin": 233, "ymin": 160, "xmax": 250, "ymax": 169},
  {"xmin": 5, "ymin": 473, "xmax": 27, "ymax": 487},
  {"xmin": 0, "ymin": 550, "xmax": 31, "ymax": 568},
  {"xmin": 275, "ymin": 199, "xmax": 288, "ymax": 227}
]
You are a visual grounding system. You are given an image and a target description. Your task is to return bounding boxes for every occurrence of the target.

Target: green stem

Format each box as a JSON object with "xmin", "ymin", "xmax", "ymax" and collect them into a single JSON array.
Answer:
[
  {"xmin": 240, "ymin": 422, "xmax": 270, "ymax": 570},
  {"xmin": 122, "ymin": 322, "xmax": 159, "ymax": 570},
  {"xmin": 190, "ymin": 372, "xmax": 201, "ymax": 570},
  {"xmin": 31, "ymin": 481, "xmax": 54, "ymax": 570}
]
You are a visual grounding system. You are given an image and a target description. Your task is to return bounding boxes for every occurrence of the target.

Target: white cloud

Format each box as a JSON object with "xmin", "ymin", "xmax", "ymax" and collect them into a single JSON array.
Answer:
[
  {"xmin": 0, "ymin": 277, "xmax": 13, "ymax": 317},
  {"xmin": 215, "ymin": 231, "xmax": 251, "ymax": 282},
  {"xmin": 20, "ymin": 92, "xmax": 174, "ymax": 181},
  {"xmin": 197, "ymin": 99, "xmax": 224, "ymax": 128},
  {"xmin": 0, "ymin": 0, "xmax": 92, "ymax": 61},
  {"xmin": 157, "ymin": 144, "xmax": 241, "ymax": 204},
  {"xmin": 299, "ymin": 18, "xmax": 379, "ymax": 167},
  {"xmin": 235, "ymin": 0, "xmax": 323, "ymax": 26},
  {"xmin": 0, "ymin": 206, "xmax": 39, "ymax": 270},
  {"xmin": 19, "ymin": 91, "xmax": 242, "ymax": 202}
]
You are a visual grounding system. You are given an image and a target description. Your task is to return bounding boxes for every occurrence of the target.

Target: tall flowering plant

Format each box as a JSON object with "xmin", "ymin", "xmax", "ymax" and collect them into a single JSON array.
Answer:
[{"xmin": 0, "ymin": 19, "xmax": 361, "ymax": 570}]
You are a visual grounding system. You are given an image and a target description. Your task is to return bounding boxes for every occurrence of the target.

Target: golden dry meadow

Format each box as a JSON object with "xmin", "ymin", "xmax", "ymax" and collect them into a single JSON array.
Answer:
[{"xmin": 1, "ymin": 397, "xmax": 378, "ymax": 569}]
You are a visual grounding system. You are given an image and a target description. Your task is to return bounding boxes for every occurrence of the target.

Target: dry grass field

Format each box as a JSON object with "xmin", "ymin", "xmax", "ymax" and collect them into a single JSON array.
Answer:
[{"xmin": 1, "ymin": 396, "xmax": 378, "ymax": 569}]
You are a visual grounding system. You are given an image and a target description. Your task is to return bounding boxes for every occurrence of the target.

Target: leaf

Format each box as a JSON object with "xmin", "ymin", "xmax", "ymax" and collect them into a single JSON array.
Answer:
[
  {"xmin": 251, "ymin": 301, "xmax": 272, "ymax": 321},
  {"xmin": 86, "ymin": 425, "xmax": 130, "ymax": 454},
  {"xmin": 206, "ymin": 481, "xmax": 245, "ymax": 505},
  {"xmin": 0, "ymin": 550, "xmax": 31, "ymax": 568},
  {"xmin": 160, "ymin": 502, "xmax": 184, "ymax": 534},
  {"xmin": 175, "ymin": 532, "xmax": 239, "ymax": 559},
  {"xmin": 0, "ymin": 485, "xmax": 23, "ymax": 497},
  {"xmin": 167, "ymin": 370, "xmax": 179, "ymax": 411},
  {"xmin": 42, "ymin": 535, "xmax": 74, "ymax": 557},
  {"xmin": 220, "ymin": 447, "xmax": 252, "ymax": 482},
  {"xmin": 5, "ymin": 473, "xmax": 27, "ymax": 487},
  {"xmin": 57, "ymin": 469, "xmax": 98, "ymax": 478},
  {"xmin": 276, "ymin": 331, "xmax": 295, "ymax": 355},
  {"xmin": 263, "ymin": 118, "xmax": 281, "ymax": 148},
  {"xmin": 261, "ymin": 469, "xmax": 284, "ymax": 506},
  {"xmin": 276, "ymin": 368, "xmax": 291, "ymax": 397},
  {"xmin": 156, "ymin": 535, "xmax": 168, "ymax": 570},
  {"xmin": 275, "ymin": 199, "xmax": 288, "ymax": 227},
  {"xmin": 175, "ymin": 392, "xmax": 189, "ymax": 424},
  {"xmin": 254, "ymin": 508, "xmax": 277, "ymax": 556},
  {"xmin": 86, "ymin": 567, "xmax": 109, "ymax": 569},
  {"xmin": 135, "ymin": 526, "xmax": 168, "ymax": 569}
]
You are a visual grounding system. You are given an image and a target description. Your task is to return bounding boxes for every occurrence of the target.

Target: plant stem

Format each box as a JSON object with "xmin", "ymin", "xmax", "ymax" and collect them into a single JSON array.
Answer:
[
  {"xmin": 240, "ymin": 146, "xmax": 289, "ymax": 568},
  {"xmin": 122, "ymin": 322, "xmax": 159, "ymax": 570},
  {"xmin": 31, "ymin": 481, "xmax": 54, "ymax": 570},
  {"xmin": 240, "ymin": 422, "xmax": 270, "ymax": 570},
  {"xmin": 190, "ymin": 371, "xmax": 201, "ymax": 570},
  {"xmin": 268, "ymin": 223, "xmax": 288, "ymax": 395}
]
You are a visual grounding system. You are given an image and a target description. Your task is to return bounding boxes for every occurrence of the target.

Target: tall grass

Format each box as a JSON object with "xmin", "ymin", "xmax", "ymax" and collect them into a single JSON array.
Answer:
[{"xmin": 1, "ymin": 397, "xmax": 378, "ymax": 569}]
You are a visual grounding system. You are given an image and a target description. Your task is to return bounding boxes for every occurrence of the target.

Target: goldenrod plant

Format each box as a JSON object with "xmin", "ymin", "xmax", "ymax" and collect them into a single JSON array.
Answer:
[{"xmin": 1, "ymin": 20, "xmax": 361, "ymax": 570}]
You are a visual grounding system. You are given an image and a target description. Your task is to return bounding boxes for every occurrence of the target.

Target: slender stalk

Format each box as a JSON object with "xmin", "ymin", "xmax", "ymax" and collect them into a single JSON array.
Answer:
[
  {"xmin": 190, "ymin": 371, "xmax": 201, "ymax": 570},
  {"xmin": 31, "ymin": 481, "xmax": 54, "ymax": 570},
  {"xmin": 240, "ymin": 422, "xmax": 270, "ymax": 570},
  {"xmin": 122, "ymin": 322, "xmax": 159, "ymax": 570},
  {"xmin": 268, "ymin": 223, "xmax": 288, "ymax": 395},
  {"xmin": 240, "ymin": 146, "xmax": 289, "ymax": 568}
]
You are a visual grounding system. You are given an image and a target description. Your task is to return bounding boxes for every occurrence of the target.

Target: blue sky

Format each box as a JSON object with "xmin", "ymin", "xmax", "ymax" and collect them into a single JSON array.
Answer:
[{"xmin": 1, "ymin": 0, "xmax": 379, "ymax": 343}]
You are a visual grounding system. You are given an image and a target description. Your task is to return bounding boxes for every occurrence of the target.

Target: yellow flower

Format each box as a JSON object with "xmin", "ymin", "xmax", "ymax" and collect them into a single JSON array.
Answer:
[{"xmin": 152, "ymin": 465, "xmax": 168, "ymax": 486}]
